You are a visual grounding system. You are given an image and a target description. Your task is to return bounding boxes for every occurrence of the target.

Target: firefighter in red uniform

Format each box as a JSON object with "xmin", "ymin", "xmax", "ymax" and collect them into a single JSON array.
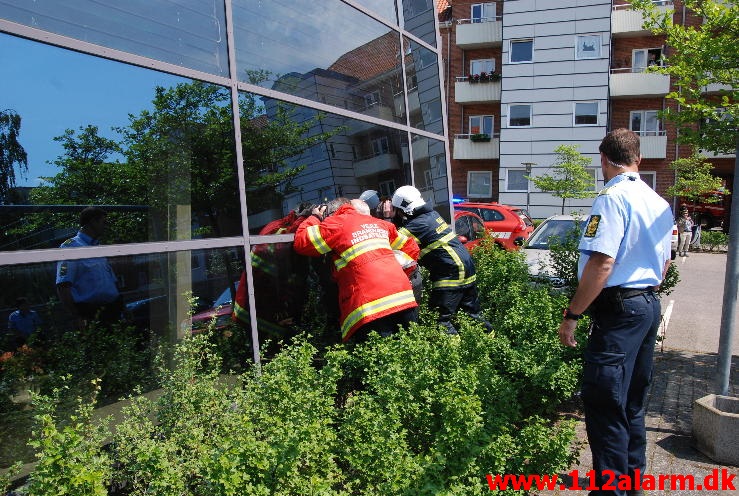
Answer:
[{"xmin": 293, "ymin": 197, "xmax": 420, "ymax": 342}]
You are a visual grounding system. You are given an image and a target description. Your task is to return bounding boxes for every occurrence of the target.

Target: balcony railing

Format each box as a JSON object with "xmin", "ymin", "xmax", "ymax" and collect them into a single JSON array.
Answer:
[
  {"xmin": 354, "ymin": 152, "xmax": 400, "ymax": 178},
  {"xmin": 454, "ymin": 77, "xmax": 501, "ymax": 104},
  {"xmin": 610, "ymin": 69, "xmax": 670, "ymax": 98},
  {"xmin": 612, "ymin": 1, "xmax": 674, "ymax": 36},
  {"xmin": 456, "ymin": 16, "xmax": 503, "ymax": 49},
  {"xmin": 453, "ymin": 134, "xmax": 500, "ymax": 160},
  {"xmin": 638, "ymin": 133, "xmax": 668, "ymax": 159},
  {"xmin": 346, "ymin": 103, "xmax": 396, "ymax": 135}
]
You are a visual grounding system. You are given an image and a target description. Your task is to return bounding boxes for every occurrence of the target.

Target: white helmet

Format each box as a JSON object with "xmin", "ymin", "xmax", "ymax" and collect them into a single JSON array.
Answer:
[{"xmin": 392, "ymin": 185, "xmax": 425, "ymax": 215}]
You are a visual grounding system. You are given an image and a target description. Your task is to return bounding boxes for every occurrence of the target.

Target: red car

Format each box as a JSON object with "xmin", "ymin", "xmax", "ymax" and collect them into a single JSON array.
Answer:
[
  {"xmin": 454, "ymin": 202, "xmax": 534, "ymax": 250},
  {"xmin": 454, "ymin": 210, "xmax": 486, "ymax": 252}
]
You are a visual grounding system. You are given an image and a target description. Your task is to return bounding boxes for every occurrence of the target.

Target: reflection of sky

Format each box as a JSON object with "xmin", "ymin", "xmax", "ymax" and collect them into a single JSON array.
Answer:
[{"xmin": 0, "ymin": 34, "xmax": 184, "ymax": 187}]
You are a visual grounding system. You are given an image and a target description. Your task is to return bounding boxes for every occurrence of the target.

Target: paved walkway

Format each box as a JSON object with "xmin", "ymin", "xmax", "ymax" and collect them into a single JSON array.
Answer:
[{"xmin": 542, "ymin": 252, "xmax": 738, "ymax": 495}]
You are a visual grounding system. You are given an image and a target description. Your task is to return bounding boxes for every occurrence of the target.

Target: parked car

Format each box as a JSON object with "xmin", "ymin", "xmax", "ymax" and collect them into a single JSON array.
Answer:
[
  {"xmin": 454, "ymin": 202, "xmax": 534, "ymax": 250},
  {"xmin": 186, "ymin": 282, "xmax": 239, "ymax": 334},
  {"xmin": 523, "ymin": 214, "xmax": 587, "ymax": 289},
  {"xmin": 671, "ymin": 223, "xmax": 678, "ymax": 259},
  {"xmin": 454, "ymin": 210, "xmax": 487, "ymax": 252}
]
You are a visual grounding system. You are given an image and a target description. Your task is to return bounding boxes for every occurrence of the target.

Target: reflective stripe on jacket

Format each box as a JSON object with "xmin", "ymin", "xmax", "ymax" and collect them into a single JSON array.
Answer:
[
  {"xmin": 293, "ymin": 203, "xmax": 419, "ymax": 341},
  {"xmin": 399, "ymin": 204, "xmax": 476, "ymax": 289}
]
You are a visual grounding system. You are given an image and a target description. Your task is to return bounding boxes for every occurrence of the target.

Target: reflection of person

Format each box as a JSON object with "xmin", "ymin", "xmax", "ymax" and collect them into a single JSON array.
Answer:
[
  {"xmin": 6, "ymin": 296, "xmax": 41, "ymax": 349},
  {"xmin": 558, "ymin": 129, "xmax": 673, "ymax": 496},
  {"xmin": 676, "ymin": 209, "xmax": 694, "ymax": 257},
  {"xmin": 391, "ymin": 186, "xmax": 492, "ymax": 335},
  {"xmin": 294, "ymin": 197, "xmax": 420, "ymax": 342},
  {"xmin": 56, "ymin": 207, "xmax": 122, "ymax": 329}
]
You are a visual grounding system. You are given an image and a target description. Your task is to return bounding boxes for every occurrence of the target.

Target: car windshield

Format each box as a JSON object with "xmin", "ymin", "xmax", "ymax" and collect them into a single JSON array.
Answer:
[
  {"xmin": 213, "ymin": 281, "xmax": 239, "ymax": 307},
  {"xmin": 526, "ymin": 219, "xmax": 586, "ymax": 249}
]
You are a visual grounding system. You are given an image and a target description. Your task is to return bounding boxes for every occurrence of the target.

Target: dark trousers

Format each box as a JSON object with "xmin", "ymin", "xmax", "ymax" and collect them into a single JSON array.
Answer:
[
  {"xmin": 430, "ymin": 284, "xmax": 492, "ymax": 333},
  {"xmin": 351, "ymin": 307, "xmax": 417, "ymax": 342},
  {"xmin": 582, "ymin": 291, "xmax": 660, "ymax": 496}
]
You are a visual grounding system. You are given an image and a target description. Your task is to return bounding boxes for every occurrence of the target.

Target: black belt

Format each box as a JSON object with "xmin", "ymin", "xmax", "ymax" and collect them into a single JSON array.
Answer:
[
  {"xmin": 601, "ymin": 286, "xmax": 653, "ymax": 300},
  {"xmin": 590, "ymin": 286, "xmax": 654, "ymax": 314}
]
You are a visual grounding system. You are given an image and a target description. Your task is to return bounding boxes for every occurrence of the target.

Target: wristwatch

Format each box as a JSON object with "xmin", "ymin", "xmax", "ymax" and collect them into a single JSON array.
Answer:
[{"xmin": 563, "ymin": 308, "xmax": 582, "ymax": 321}]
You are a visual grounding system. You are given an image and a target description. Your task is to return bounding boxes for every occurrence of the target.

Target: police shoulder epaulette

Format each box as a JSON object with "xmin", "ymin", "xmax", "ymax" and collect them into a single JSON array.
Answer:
[{"xmin": 598, "ymin": 186, "xmax": 612, "ymax": 196}]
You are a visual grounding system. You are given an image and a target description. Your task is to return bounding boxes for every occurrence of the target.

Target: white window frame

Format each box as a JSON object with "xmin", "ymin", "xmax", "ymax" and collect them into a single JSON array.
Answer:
[
  {"xmin": 510, "ymin": 38, "xmax": 533, "ymax": 64},
  {"xmin": 470, "ymin": 58, "xmax": 495, "ymax": 75},
  {"xmin": 506, "ymin": 169, "xmax": 528, "ymax": 192},
  {"xmin": 574, "ymin": 101, "xmax": 599, "ymax": 126},
  {"xmin": 469, "ymin": 115, "xmax": 494, "ymax": 135},
  {"xmin": 508, "ymin": 104, "xmax": 532, "ymax": 127},
  {"xmin": 632, "ymin": 47, "xmax": 663, "ymax": 72},
  {"xmin": 471, "ymin": 2, "xmax": 496, "ymax": 23},
  {"xmin": 630, "ymin": 110, "xmax": 661, "ymax": 136},
  {"xmin": 639, "ymin": 171, "xmax": 656, "ymax": 190},
  {"xmin": 467, "ymin": 171, "xmax": 493, "ymax": 198},
  {"xmin": 576, "ymin": 34, "xmax": 601, "ymax": 59},
  {"xmin": 585, "ymin": 168, "xmax": 598, "ymax": 191}
]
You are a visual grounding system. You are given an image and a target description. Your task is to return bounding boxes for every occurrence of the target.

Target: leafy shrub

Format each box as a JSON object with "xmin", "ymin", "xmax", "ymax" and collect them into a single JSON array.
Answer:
[{"xmin": 701, "ymin": 230, "xmax": 729, "ymax": 251}]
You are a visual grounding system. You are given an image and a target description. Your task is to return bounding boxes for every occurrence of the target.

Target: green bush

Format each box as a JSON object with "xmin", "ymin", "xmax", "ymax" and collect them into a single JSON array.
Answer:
[{"xmin": 701, "ymin": 230, "xmax": 729, "ymax": 251}]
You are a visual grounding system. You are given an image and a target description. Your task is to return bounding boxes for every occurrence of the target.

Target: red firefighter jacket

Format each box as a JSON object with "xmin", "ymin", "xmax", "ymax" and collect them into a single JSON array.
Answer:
[{"xmin": 293, "ymin": 203, "xmax": 420, "ymax": 341}]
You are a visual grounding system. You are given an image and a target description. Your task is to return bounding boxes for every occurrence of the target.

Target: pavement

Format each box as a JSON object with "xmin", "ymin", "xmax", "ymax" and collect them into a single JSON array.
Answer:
[{"xmin": 542, "ymin": 251, "xmax": 738, "ymax": 495}]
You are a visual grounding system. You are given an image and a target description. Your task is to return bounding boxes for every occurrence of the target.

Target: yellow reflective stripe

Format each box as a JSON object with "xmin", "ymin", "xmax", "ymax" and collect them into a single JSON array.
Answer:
[
  {"xmin": 307, "ymin": 225, "xmax": 332, "ymax": 254},
  {"xmin": 444, "ymin": 243, "xmax": 466, "ymax": 280},
  {"xmin": 432, "ymin": 274, "xmax": 477, "ymax": 289},
  {"xmin": 390, "ymin": 231, "xmax": 411, "ymax": 250},
  {"xmin": 232, "ymin": 302, "xmax": 287, "ymax": 336},
  {"xmin": 341, "ymin": 290, "xmax": 416, "ymax": 339},
  {"xmin": 399, "ymin": 227, "xmax": 418, "ymax": 243},
  {"xmin": 250, "ymin": 252, "xmax": 275, "ymax": 275},
  {"xmin": 419, "ymin": 232, "xmax": 456, "ymax": 259},
  {"xmin": 334, "ymin": 238, "xmax": 390, "ymax": 271},
  {"xmin": 232, "ymin": 301, "xmax": 249, "ymax": 323}
]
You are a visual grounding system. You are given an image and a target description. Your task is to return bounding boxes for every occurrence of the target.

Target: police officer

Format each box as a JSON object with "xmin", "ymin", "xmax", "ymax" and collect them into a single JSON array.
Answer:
[
  {"xmin": 391, "ymin": 185, "xmax": 492, "ymax": 335},
  {"xmin": 559, "ymin": 129, "xmax": 673, "ymax": 496}
]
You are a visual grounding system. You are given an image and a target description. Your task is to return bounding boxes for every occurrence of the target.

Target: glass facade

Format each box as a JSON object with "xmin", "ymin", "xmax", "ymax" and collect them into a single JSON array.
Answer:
[{"xmin": 0, "ymin": 0, "xmax": 449, "ymax": 468}]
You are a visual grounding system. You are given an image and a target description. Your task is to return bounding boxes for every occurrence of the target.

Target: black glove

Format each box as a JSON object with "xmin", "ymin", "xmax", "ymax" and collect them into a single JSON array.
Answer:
[{"xmin": 295, "ymin": 203, "xmax": 315, "ymax": 218}]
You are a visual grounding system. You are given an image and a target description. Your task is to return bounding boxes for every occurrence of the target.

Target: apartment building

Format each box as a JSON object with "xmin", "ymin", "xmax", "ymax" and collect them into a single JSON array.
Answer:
[{"xmin": 439, "ymin": 0, "xmax": 735, "ymax": 220}]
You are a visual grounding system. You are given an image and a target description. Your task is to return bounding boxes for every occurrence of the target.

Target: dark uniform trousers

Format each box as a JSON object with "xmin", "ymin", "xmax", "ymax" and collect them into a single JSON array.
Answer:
[{"xmin": 582, "ymin": 289, "xmax": 660, "ymax": 496}]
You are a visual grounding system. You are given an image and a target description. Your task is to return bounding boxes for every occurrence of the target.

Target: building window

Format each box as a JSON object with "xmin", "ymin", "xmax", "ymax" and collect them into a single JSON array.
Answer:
[
  {"xmin": 509, "ymin": 104, "xmax": 532, "ymax": 127},
  {"xmin": 630, "ymin": 110, "xmax": 661, "ymax": 136},
  {"xmin": 574, "ymin": 102, "xmax": 599, "ymax": 126},
  {"xmin": 421, "ymin": 101, "xmax": 442, "ymax": 123},
  {"xmin": 469, "ymin": 115, "xmax": 494, "ymax": 135},
  {"xmin": 471, "ymin": 2, "xmax": 496, "ymax": 23},
  {"xmin": 585, "ymin": 168, "xmax": 598, "ymax": 191},
  {"xmin": 510, "ymin": 39, "xmax": 533, "ymax": 63},
  {"xmin": 470, "ymin": 58, "xmax": 495, "ymax": 75},
  {"xmin": 364, "ymin": 91, "xmax": 380, "ymax": 107},
  {"xmin": 506, "ymin": 169, "xmax": 528, "ymax": 192},
  {"xmin": 639, "ymin": 171, "xmax": 656, "ymax": 190},
  {"xmin": 371, "ymin": 136, "xmax": 390, "ymax": 155},
  {"xmin": 468, "ymin": 171, "xmax": 492, "ymax": 198},
  {"xmin": 576, "ymin": 34, "xmax": 601, "ymax": 59},
  {"xmin": 632, "ymin": 47, "xmax": 663, "ymax": 72},
  {"xmin": 379, "ymin": 180, "xmax": 396, "ymax": 198}
]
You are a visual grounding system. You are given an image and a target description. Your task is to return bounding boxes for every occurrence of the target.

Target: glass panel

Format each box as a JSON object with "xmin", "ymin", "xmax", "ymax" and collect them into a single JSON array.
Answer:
[
  {"xmin": 470, "ymin": 59, "xmax": 495, "ymax": 74},
  {"xmin": 633, "ymin": 49, "xmax": 647, "ymax": 72},
  {"xmin": 401, "ymin": 0, "xmax": 437, "ymax": 46},
  {"xmin": 468, "ymin": 171, "xmax": 492, "ymax": 197},
  {"xmin": 233, "ymin": 0, "xmax": 406, "ymax": 124},
  {"xmin": 508, "ymin": 169, "xmax": 528, "ymax": 191},
  {"xmin": 405, "ymin": 38, "xmax": 444, "ymax": 134},
  {"xmin": 576, "ymin": 35, "xmax": 601, "ymax": 59},
  {"xmin": 645, "ymin": 111, "xmax": 660, "ymax": 135},
  {"xmin": 0, "ymin": 245, "xmax": 248, "ymax": 468},
  {"xmin": 352, "ymin": 0, "xmax": 399, "ymax": 24},
  {"xmin": 411, "ymin": 134, "xmax": 451, "ymax": 222},
  {"xmin": 0, "ymin": 0, "xmax": 228, "ymax": 76},
  {"xmin": 0, "ymin": 36, "xmax": 242, "ymax": 252},
  {"xmin": 509, "ymin": 105, "xmax": 531, "ymax": 126},
  {"xmin": 631, "ymin": 111, "xmax": 643, "ymax": 133},
  {"xmin": 511, "ymin": 39, "xmax": 533, "ymax": 63},
  {"xmin": 244, "ymin": 90, "xmax": 412, "ymax": 233},
  {"xmin": 575, "ymin": 102, "xmax": 598, "ymax": 125}
]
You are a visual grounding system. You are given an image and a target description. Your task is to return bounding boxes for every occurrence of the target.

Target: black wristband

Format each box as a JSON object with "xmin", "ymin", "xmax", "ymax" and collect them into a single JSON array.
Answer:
[{"xmin": 563, "ymin": 308, "xmax": 582, "ymax": 321}]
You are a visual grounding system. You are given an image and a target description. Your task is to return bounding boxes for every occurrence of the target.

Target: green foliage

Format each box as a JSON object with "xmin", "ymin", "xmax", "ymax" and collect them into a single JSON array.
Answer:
[
  {"xmin": 530, "ymin": 145, "xmax": 596, "ymax": 214},
  {"xmin": 665, "ymin": 154, "xmax": 725, "ymax": 204},
  {"xmin": 657, "ymin": 262, "xmax": 680, "ymax": 298},
  {"xmin": 701, "ymin": 230, "xmax": 729, "ymax": 251},
  {"xmin": 631, "ymin": 0, "xmax": 738, "ymax": 154},
  {"xmin": 0, "ymin": 109, "xmax": 29, "ymax": 199}
]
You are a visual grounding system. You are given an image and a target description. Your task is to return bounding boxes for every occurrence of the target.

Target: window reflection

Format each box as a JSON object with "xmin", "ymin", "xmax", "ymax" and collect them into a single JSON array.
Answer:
[
  {"xmin": 404, "ymin": 38, "xmax": 444, "ymax": 134},
  {"xmin": 401, "ymin": 0, "xmax": 438, "ymax": 46},
  {"xmin": 411, "ymin": 134, "xmax": 451, "ymax": 222}
]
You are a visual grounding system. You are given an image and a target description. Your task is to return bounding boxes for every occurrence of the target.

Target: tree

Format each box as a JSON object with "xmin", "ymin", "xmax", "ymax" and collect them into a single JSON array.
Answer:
[
  {"xmin": 631, "ymin": 0, "xmax": 738, "ymax": 154},
  {"xmin": 665, "ymin": 153, "xmax": 725, "ymax": 210},
  {"xmin": 0, "ymin": 109, "xmax": 28, "ymax": 201},
  {"xmin": 530, "ymin": 144, "xmax": 596, "ymax": 214}
]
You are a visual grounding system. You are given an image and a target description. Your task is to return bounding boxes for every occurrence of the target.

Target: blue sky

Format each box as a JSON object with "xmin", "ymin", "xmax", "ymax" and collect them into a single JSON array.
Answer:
[{"xmin": 1, "ymin": 33, "xmax": 183, "ymax": 187}]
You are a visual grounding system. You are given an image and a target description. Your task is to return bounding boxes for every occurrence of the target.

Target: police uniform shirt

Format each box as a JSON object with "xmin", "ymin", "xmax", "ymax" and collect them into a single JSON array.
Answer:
[
  {"xmin": 578, "ymin": 172, "xmax": 673, "ymax": 289},
  {"xmin": 8, "ymin": 309, "xmax": 41, "ymax": 337},
  {"xmin": 56, "ymin": 231, "xmax": 119, "ymax": 304}
]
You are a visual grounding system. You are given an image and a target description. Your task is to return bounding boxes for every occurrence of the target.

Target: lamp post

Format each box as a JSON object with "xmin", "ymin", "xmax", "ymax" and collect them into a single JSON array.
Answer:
[{"xmin": 521, "ymin": 162, "xmax": 536, "ymax": 214}]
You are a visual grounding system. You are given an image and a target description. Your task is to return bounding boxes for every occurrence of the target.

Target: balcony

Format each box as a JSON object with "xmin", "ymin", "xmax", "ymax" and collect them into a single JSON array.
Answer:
[
  {"xmin": 453, "ymin": 134, "xmax": 499, "ymax": 160},
  {"xmin": 610, "ymin": 69, "xmax": 670, "ymax": 98},
  {"xmin": 412, "ymin": 136, "xmax": 429, "ymax": 162},
  {"xmin": 394, "ymin": 87, "xmax": 420, "ymax": 117},
  {"xmin": 612, "ymin": 1, "xmax": 674, "ymax": 37},
  {"xmin": 454, "ymin": 76, "xmax": 501, "ymax": 104},
  {"xmin": 456, "ymin": 17, "xmax": 502, "ymax": 49},
  {"xmin": 703, "ymin": 82, "xmax": 734, "ymax": 94},
  {"xmin": 699, "ymin": 149, "xmax": 736, "ymax": 159},
  {"xmin": 354, "ymin": 152, "xmax": 400, "ymax": 178},
  {"xmin": 639, "ymin": 134, "xmax": 667, "ymax": 159},
  {"xmin": 347, "ymin": 104, "xmax": 396, "ymax": 135}
]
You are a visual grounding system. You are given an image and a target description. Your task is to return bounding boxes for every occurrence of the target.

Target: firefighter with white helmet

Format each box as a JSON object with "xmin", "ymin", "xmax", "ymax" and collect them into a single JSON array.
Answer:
[{"xmin": 391, "ymin": 186, "xmax": 492, "ymax": 335}]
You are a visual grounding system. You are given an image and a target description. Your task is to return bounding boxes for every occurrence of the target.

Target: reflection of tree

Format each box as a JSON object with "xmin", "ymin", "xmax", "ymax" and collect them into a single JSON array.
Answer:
[{"xmin": 0, "ymin": 109, "xmax": 28, "ymax": 200}]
